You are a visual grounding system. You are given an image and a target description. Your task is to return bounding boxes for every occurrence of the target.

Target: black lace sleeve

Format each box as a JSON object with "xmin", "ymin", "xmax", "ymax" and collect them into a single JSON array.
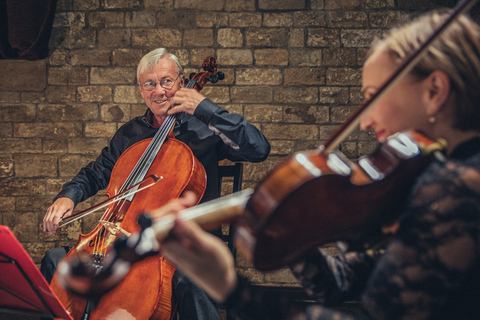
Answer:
[{"xmin": 362, "ymin": 157, "xmax": 480, "ymax": 320}]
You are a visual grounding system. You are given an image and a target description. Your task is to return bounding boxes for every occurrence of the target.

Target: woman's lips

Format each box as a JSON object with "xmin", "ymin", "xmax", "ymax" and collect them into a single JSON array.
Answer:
[{"xmin": 376, "ymin": 130, "xmax": 386, "ymax": 142}]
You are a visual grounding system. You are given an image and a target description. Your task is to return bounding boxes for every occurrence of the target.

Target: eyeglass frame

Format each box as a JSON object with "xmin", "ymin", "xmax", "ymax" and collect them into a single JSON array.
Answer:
[{"xmin": 138, "ymin": 74, "xmax": 182, "ymax": 91}]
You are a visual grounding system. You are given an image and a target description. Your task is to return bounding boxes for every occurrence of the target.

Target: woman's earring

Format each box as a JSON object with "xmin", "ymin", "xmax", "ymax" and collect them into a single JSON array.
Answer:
[{"xmin": 429, "ymin": 116, "xmax": 437, "ymax": 124}]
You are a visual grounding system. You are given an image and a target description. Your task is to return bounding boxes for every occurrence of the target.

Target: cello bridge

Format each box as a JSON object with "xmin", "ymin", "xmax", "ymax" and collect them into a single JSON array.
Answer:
[{"xmin": 99, "ymin": 220, "xmax": 132, "ymax": 237}]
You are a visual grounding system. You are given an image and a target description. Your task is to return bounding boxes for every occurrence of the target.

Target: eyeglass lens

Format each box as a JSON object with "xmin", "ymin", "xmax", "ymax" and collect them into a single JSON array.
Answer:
[{"xmin": 141, "ymin": 75, "xmax": 179, "ymax": 91}]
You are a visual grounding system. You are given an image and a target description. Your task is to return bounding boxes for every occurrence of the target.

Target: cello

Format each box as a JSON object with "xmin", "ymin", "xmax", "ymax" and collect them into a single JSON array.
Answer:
[{"xmin": 49, "ymin": 56, "xmax": 224, "ymax": 320}]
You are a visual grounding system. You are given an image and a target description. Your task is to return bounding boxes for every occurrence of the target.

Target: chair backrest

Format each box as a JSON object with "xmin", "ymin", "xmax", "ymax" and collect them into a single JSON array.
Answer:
[
  {"xmin": 217, "ymin": 162, "xmax": 244, "ymax": 263},
  {"xmin": 217, "ymin": 162, "xmax": 244, "ymax": 195}
]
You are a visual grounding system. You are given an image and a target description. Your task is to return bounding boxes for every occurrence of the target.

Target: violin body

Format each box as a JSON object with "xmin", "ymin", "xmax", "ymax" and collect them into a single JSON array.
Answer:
[
  {"xmin": 50, "ymin": 137, "xmax": 206, "ymax": 320},
  {"xmin": 236, "ymin": 131, "xmax": 442, "ymax": 271}
]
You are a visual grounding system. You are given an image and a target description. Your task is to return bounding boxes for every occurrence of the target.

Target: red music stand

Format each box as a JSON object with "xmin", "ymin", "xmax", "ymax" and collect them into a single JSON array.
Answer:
[{"xmin": 0, "ymin": 226, "xmax": 72, "ymax": 319}]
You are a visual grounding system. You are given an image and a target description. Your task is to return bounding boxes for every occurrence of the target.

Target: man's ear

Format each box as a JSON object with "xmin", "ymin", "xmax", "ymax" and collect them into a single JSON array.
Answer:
[
  {"xmin": 180, "ymin": 74, "xmax": 185, "ymax": 88},
  {"xmin": 138, "ymin": 83, "xmax": 146, "ymax": 99},
  {"xmin": 425, "ymin": 70, "xmax": 451, "ymax": 116}
]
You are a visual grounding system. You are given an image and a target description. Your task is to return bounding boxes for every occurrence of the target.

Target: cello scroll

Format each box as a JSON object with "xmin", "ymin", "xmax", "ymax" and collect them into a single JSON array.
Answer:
[{"xmin": 186, "ymin": 56, "xmax": 225, "ymax": 90}]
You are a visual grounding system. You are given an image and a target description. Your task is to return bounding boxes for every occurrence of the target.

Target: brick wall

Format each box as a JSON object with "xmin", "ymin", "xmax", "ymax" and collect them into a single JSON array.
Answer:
[{"xmin": 0, "ymin": 0, "xmax": 457, "ymax": 290}]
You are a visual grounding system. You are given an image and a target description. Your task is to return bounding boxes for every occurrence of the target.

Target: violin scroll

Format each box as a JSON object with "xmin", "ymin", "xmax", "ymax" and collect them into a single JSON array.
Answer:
[{"xmin": 57, "ymin": 214, "xmax": 160, "ymax": 296}]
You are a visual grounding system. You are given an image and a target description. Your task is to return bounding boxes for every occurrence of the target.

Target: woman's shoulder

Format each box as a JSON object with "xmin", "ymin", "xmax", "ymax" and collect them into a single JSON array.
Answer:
[
  {"xmin": 444, "ymin": 152, "xmax": 480, "ymax": 194},
  {"xmin": 405, "ymin": 152, "xmax": 480, "ymax": 222}
]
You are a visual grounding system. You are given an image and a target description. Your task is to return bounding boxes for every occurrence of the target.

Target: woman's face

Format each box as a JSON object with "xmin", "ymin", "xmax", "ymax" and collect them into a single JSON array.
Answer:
[{"xmin": 360, "ymin": 50, "xmax": 431, "ymax": 142}]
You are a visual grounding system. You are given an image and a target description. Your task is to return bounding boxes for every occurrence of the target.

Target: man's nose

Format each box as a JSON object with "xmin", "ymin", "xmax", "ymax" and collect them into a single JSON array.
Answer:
[{"xmin": 153, "ymin": 83, "xmax": 167, "ymax": 94}]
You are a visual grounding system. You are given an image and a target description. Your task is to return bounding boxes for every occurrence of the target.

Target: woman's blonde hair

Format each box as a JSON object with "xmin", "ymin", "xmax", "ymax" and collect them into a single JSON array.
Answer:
[{"xmin": 370, "ymin": 11, "xmax": 480, "ymax": 131}]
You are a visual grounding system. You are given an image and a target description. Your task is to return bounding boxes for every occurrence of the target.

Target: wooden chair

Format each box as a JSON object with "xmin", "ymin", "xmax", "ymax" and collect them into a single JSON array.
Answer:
[
  {"xmin": 217, "ymin": 162, "xmax": 244, "ymax": 264},
  {"xmin": 217, "ymin": 162, "xmax": 244, "ymax": 320}
]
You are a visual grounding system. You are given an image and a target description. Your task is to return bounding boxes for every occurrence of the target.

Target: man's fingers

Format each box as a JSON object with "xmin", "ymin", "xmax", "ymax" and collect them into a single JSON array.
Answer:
[{"xmin": 43, "ymin": 206, "xmax": 70, "ymax": 234}]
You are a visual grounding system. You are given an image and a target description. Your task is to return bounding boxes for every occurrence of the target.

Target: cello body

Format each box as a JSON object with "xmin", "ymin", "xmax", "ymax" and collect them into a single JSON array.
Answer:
[{"xmin": 50, "ymin": 137, "xmax": 206, "ymax": 320}]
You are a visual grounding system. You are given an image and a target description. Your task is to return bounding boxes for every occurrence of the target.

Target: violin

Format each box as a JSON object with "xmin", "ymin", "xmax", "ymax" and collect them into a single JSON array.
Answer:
[
  {"xmin": 55, "ymin": 129, "xmax": 446, "ymax": 295},
  {"xmin": 237, "ymin": 131, "xmax": 446, "ymax": 270},
  {"xmin": 55, "ymin": 0, "xmax": 474, "ymax": 296},
  {"xmin": 49, "ymin": 56, "xmax": 224, "ymax": 319}
]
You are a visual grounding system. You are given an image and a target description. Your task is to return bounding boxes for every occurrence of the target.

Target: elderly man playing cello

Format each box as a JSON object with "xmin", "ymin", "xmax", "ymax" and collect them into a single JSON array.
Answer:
[{"xmin": 41, "ymin": 48, "xmax": 270, "ymax": 320}]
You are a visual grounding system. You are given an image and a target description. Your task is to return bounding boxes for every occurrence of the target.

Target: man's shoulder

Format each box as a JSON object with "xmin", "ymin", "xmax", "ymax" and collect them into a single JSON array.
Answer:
[{"xmin": 117, "ymin": 115, "xmax": 150, "ymax": 131}]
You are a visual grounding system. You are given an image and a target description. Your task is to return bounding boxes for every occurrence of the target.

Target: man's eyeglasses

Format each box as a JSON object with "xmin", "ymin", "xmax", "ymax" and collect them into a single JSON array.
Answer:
[{"xmin": 139, "ymin": 74, "xmax": 181, "ymax": 91}]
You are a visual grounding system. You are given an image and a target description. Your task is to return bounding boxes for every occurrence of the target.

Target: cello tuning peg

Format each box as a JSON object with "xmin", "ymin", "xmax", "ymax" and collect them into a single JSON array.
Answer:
[
  {"xmin": 207, "ymin": 75, "xmax": 218, "ymax": 83},
  {"xmin": 207, "ymin": 72, "xmax": 225, "ymax": 84}
]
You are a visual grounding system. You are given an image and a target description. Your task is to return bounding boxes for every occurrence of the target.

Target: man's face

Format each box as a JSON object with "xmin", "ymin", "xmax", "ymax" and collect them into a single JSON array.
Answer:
[{"xmin": 138, "ymin": 57, "xmax": 184, "ymax": 125}]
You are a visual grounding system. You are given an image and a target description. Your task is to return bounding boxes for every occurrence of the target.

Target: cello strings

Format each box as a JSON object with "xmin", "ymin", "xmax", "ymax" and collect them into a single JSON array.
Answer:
[
  {"xmin": 94, "ymin": 115, "xmax": 176, "ymax": 252},
  {"xmin": 96, "ymin": 116, "xmax": 173, "ymax": 253},
  {"xmin": 124, "ymin": 74, "xmax": 196, "ymax": 191},
  {"xmin": 94, "ymin": 78, "xmax": 198, "ymax": 256},
  {"xmin": 100, "ymin": 116, "xmax": 173, "ymax": 224},
  {"xmin": 107, "ymin": 79, "xmax": 197, "ymax": 220},
  {"xmin": 107, "ymin": 116, "xmax": 174, "ymax": 215}
]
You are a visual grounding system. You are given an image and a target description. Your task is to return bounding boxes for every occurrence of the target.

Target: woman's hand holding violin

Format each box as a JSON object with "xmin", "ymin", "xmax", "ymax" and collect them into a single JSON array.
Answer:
[{"xmin": 149, "ymin": 192, "xmax": 238, "ymax": 303}]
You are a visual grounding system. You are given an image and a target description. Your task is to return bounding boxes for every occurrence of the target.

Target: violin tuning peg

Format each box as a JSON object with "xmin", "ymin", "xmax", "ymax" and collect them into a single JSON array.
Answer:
[
  {"xmin": 217, "ymin": 72, "xmax": 225, "ymax": 81},
  {"xmin": 70, "ymin": 251, "xmax": 97, "ymax": 278}
]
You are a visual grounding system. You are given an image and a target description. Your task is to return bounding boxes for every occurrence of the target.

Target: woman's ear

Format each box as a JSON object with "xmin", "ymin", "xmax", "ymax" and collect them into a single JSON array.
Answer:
[{"xmin": 424, "ymin": 70, "xmax": 451, "ymax": 116}]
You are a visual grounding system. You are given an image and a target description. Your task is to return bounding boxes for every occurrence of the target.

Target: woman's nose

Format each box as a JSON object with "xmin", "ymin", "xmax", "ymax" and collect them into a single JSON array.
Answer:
[{"xmin": 359, "ymin": 112, "xmax": 373, "ymax": 132}]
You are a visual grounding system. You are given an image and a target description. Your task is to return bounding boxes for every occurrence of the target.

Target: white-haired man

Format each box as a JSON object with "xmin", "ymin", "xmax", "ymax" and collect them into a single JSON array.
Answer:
[{"xmin": 41, "ymin": 48, "xmax": 271, "ymax": 320}]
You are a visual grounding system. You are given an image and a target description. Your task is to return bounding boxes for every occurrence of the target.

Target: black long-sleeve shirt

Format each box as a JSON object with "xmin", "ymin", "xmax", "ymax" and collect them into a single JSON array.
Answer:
[{"xmin": 55, "ymin": 99, "xmax": 270, "ymax": 206}]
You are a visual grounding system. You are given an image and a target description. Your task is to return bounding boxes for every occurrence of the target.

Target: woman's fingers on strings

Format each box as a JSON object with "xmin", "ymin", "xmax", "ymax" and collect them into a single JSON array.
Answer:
[
  {"xmin": 179, "ymin": 191, "xmax": 198, "ymax": 205},
  {"xmin": 168, "ymin": 217, "xmax": 204, "ymax": 249},
  {"xmin": 149, "ymin": 191, "xmax": 198, "ymax": 221}
]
